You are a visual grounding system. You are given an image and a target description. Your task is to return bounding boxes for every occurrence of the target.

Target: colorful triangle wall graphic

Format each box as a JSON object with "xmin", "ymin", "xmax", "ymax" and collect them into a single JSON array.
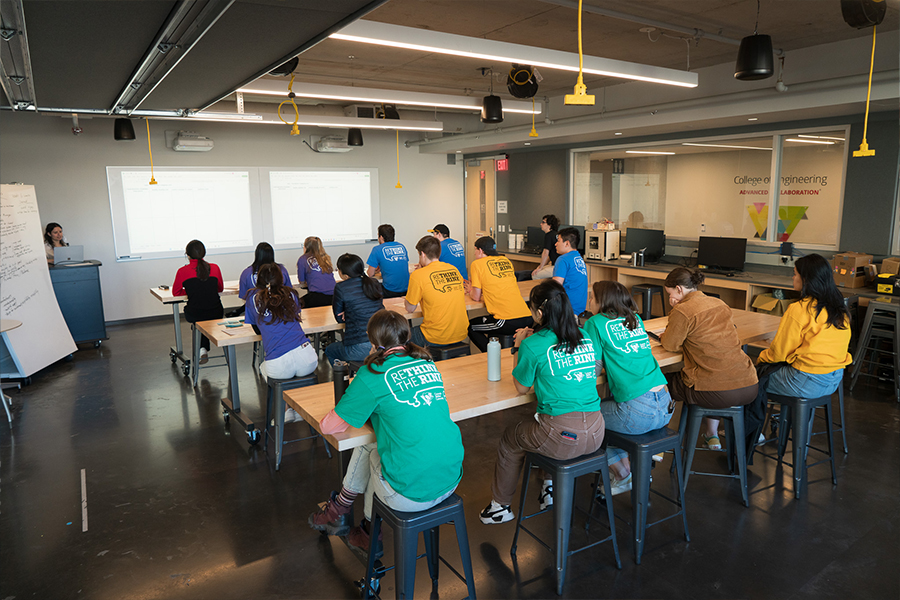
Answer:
[
  {"xmin": 746, "ymin": 204, "xmax": 769, "ymax": 238},
  {"xmin": 777, "ymin": 206, "xmax": 808, "ymax": 242}
]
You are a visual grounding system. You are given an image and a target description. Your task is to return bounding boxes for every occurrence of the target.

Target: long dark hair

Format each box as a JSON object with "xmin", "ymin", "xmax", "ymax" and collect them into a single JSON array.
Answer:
[
  {"xmin": 251, "ymin": 242, "xmax": 276, "ymax": 274},
  {"xmin": 665, "ymin": 267, "xmax": 704, "ymax": 290},
  {"xmin": 44, "ymin": 222, "xmax": 66, "ymax": 246},
  {"xmin": 363, "ymin": 310, "xmax": 432, "ymax": 373},
  {"xmin": 337, "ymin": 253, "xmax": 383, "ymax": 300},
  {"xmin": 530, "ymin": 279, "xmax": 582, "ymax": 354},
  {"xmin": 592, "ymin": 281, "xmax": 639, "ymax": 331},
  {"xmin": 795, "ymin": 254, "xmax": 849, "ymax": 329},
  {"xmin": 253, "ymin": 263, "xmax": 301, "ymax": 324},
  {"xmin": 186, "ymin": 239, "xmax": 210, "ymax": 280}
]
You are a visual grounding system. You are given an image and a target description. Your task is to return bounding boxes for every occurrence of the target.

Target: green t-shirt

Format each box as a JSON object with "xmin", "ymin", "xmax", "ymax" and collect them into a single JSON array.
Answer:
[
  {"xmin": 583, "ymin": 313, "xmax": 667, "ymax": 402},
  {"xmin": 335, "ymin": 354, "xmax": 464, "ymax": 502},
  {"xmin": 512, "ymin": 327, "xmax": 601, "ymax": 415}
]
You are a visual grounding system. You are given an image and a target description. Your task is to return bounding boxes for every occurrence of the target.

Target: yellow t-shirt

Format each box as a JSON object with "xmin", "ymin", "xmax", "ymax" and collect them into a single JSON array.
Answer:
[
  {"xmin": 758, "ymin": 297, "xmax": 852, "ymax": 373},
  {"xmin": 406, "ymin": 261, "xmax": 469, "ymax": 344},
  {"xmin": 470, "ymin": 255, "xmax": 531, "ymax": 320}
]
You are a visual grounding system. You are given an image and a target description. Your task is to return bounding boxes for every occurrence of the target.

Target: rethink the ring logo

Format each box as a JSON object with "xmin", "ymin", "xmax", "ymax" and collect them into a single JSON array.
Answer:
[
  {"xmin": 546, "ymin": 339, "xmax": 596, "ymax": 382},
  {"xmin": 429, "ymin": 269, "xmax": 463, "ymax": 293},
  {"xmin": 385, "ymin": 361, "xmax": 446, "ymax": 408}
]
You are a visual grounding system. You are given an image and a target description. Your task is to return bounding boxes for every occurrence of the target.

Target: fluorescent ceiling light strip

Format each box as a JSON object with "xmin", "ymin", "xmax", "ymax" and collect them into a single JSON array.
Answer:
[
  {"xmin": 237, "ymin": 81, "xmax": 540, "ymax": 114},
  {"xmin": 191, "ymin": 112, "xmax": 264, "ymax": 121},
  {"xmin": 797, "ymin": 134, "xmax": 845, "ymax": 141},
  {"xmin": 683, "ymin": 143, "xmax": 772, "ymax": 151},
  {"xmin": 182, "ymin": 113, "xmax": 443, "ymax": 131},
  {"xmin": 785, "ymin": 138, "xmax": 835, "ymax": 145},
  {"xmin": 625, "ymin": 150, "xmax": 675, "ymax": 155},
  {"xmin": 330, "ymin": 21, "xmax": 697, "ymax": 88}
]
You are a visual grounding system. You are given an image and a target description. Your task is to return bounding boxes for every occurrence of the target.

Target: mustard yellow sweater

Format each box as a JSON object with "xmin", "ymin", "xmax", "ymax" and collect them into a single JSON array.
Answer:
[{"xmin": 758, "ymin": 298, "xmax": 852, "ymax": 373}]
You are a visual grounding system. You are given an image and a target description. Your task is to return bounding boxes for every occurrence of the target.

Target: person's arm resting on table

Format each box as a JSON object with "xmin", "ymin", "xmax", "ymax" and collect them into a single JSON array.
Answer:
[
  {"xmin": 659, "ymin": 311, "xmax": 688, "ymax": 353},
  {"xmin": 321, "ymin": 409, "xmax": 351, "ymax": 434}
]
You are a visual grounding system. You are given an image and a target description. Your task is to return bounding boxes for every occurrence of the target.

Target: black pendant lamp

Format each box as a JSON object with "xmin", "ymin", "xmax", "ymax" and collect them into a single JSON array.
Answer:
[
  {"xmin": 114, "ymin": 118, "xmax": 136, "ymax": 140},
  {"xmin": 735, "ymin": 0, "xmax": 774, "ymax": 81},
  {"xmin": 347, "ymin": 128, "xmax": 363, "ymax": 146}
]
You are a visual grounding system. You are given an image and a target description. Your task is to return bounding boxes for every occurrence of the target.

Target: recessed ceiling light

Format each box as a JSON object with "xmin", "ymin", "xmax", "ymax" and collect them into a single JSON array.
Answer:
[
  {"xmin": 625, "ymin": 150, "xmax": 675, "ymax": 155},
  {"xmin": 785, "ymin": 138, "xmax": 835, "ymax": 145},
  {"xmin": 797, "ymin": 134, "xmax": 845, "ymax": 141},
  {"xmin": 456, "ymin": 150, "xmax": 461, "ymax": 153},
  {"xmin": 524, "ymin": 142, "xmax": 532, "ymax": 145},
  {"xmin": 682, "ymin": 143, "xmax": 771, "ymax": 151},
  {"xmin": 614, "ymin": 132, "xmax": 623, "ymax": 136},
  {"xmin": 747, "ymin": 117, "xmax": 758, "ymax": 121}
]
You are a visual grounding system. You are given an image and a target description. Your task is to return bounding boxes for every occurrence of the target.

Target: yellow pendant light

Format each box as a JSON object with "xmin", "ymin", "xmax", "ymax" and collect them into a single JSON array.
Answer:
[
  {"xmin": 278, "ymin": 73, "xmax": 302, "ymax": 136},
  {"xmin": 395, "ymin": 130, "xmax": 402, "ymax": 188},
  {"xmin": 564, "ymin": 0, "xmax": 595, "ymax": 106},
  {"xmin": 146, "ymin": 119, "xmax": 157, "ymax": 185},
  {"xmin": 529, "ymin": 97, "xmax": 539, "ymax": 137},
  {"xmin": 852, "ymin": 24, "xmax": 877, "ymax": 157}
]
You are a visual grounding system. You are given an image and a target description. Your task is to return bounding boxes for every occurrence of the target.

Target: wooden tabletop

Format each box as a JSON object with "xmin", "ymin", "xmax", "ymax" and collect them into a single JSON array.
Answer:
[
  {"xmin": 286, "ymin": 307, "xmax": 783, "ymax": 452},
  {"xmin": 150, "ymin": 274, "xmax": 303, "ymax": 304},
  {"xmin": 195, "ymin": 279, "xmax": 541, "ymax": 348},
  {"xmin": 0, "ymin": 319, "xmax": 23, "ymax": 334}
]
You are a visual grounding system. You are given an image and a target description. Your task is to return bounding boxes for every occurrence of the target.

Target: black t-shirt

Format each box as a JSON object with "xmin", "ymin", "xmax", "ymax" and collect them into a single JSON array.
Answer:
[{"xmin": 544, "ymin": 230, "xmax": 559, "ymax": 264}]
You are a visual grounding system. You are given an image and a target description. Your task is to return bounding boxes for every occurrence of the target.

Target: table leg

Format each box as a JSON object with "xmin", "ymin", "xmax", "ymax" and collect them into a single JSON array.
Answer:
[
  {"xmin": 225, "ymin": 346, "xmax": 241, "ymax": 412},
  {"xmin": 172, "ymin": 303, "xmax": 183, "ymax": 355}
]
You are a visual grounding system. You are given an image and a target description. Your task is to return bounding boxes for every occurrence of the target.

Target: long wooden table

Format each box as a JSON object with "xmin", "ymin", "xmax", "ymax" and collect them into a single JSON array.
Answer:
[
  {"xmin": 197, "ymin": 280, "xmax": 542, "ymax": 439},
  {"xmin": 285, "ymin": 308, "xmax": 783, "ymax": 454}
]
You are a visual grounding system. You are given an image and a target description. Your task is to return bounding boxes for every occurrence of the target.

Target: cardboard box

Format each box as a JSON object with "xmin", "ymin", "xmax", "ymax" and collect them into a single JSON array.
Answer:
[
  {"xmin": 881, "ymin": 257, "xmax": 900, "ymax": 276},
  {"xmin": 875, "ymin": 273, "xmax": 900, "ymax": 296},
  {"xmin": 832, "ymin": 252, "xmax": 873, "ymax": 289},
  {"xmin": 752, "ymin": 291, "xmax": 801, "ymax": 316}
]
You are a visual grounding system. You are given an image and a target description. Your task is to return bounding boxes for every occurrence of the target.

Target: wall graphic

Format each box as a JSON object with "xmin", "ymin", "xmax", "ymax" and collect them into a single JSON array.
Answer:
[{"xmin": 747, "ymin": 204, "xmax": 809, "ymax": 241}]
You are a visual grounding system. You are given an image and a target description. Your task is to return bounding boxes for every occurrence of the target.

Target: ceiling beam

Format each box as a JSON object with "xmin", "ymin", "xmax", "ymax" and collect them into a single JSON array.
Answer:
[{"xmin": 0, "ymin": 0, "xmax": 37, "ymax": 110}]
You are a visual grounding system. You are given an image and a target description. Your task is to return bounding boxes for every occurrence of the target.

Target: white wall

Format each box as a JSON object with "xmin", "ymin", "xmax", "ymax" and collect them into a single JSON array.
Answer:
[{"xmin": 0, "ymin": 112, "xmax": 464, "ymax": 320}]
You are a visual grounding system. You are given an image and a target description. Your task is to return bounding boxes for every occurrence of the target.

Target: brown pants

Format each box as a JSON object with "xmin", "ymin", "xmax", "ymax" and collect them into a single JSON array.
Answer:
[
  {"xmin": 668, "ymin": 375, "xmax": 758, "ymax": 409},
  {"xmin": 492, "ymin": 411, "xmax": 605, "ymax": 505}
]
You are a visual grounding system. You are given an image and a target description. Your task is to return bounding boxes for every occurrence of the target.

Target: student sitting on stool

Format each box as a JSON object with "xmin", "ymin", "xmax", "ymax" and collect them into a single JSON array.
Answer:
[
  {"xmin": 173, "ymin": 239, "xmax": 224, "ymax": 365},
  {"xmin": 405, "ymin": 236, "xmax": 469, "ymax": 349},
  {"xmin": 325, "ymin": 253, "xmax": 384, "ymax": 365},
  {"xmin": 552, "ymin": 227, "xmax": 589, "ymax": 317},
  {"xmin": 467, "ymin": 236, "xmax": 533, "ymax": 352},
  {"xmin": 366, "ymin": 224, "xmax": 410, "ymax": 299},
  {"xmin": 429, "ymin": 223, "xmax": 468, "ymax": 280},
  {"xmin": 297, "ymin": 236, "xmax": 335, "ymax": 308}
]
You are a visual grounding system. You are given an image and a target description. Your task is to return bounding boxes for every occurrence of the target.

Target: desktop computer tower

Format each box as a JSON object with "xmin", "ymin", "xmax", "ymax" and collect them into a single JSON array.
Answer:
[{"xmin": 586, "ymin": 230, "xmax": 620, "ymax": 261}]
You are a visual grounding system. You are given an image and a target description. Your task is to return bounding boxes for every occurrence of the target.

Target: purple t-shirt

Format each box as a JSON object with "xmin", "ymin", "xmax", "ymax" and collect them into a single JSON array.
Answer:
[
  {"xmin": 297, "ymin": 253, "xmax": 336, "ymax": 295},
  {"xmin": 245, "ymin": 289, "xmax": 310, "ymax": 361},
  {"xmin": 238, "ymin": 263, "xmax": 291, "ymax": 300}
]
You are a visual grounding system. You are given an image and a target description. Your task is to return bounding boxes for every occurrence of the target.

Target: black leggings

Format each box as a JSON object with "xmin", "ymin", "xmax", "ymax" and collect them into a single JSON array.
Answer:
[
  {"xmin": 184, "ymin": 306, "xmax": 224, "ymax": 351},
  {"xmin": 302, "ymin": 291, "xmax": 333, "ymax": 308}
]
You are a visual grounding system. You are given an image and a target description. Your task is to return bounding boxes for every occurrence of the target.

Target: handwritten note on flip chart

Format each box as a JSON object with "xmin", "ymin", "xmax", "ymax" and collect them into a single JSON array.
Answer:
[{"xmin": 0, "ymin": 185, "xmax": 76, "ymax": 376}]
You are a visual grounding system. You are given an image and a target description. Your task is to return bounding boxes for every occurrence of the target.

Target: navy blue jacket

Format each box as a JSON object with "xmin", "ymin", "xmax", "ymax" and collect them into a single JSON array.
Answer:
[{"xmin": 333, "ymin": 277, "xmax": 384, "ymax": 346}]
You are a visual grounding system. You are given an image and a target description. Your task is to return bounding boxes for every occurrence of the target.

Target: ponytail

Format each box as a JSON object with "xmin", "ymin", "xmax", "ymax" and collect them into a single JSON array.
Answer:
[
  {"xmin": 186, "ymin": 239, "xmax": 210, "ymax": 281},
  {"xmin": 529, "ymin": 280, "xmax": 582, "ymax": 354},
  {"xmin": 362, "ymin": 310, "xmax": 431, "ymax": 373},
  {"xmin": 255, "ymin": 263, "xmax": 301, "ymax": 324},
  {"xmin": 337, "ymin": 253, "xmax": 384, "ymax": 300}
]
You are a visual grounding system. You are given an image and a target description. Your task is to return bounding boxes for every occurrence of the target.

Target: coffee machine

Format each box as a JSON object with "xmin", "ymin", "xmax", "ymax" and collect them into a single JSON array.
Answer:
[{"xmin": 586, "ymin": 230, "xmax": 620, "ymax": 261}]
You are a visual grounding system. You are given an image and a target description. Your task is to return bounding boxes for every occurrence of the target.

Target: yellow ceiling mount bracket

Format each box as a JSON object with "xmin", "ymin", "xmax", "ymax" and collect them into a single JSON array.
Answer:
[
  {"xmin": 529, "ymin": 97, "xmax": 539, "ymax": 137},
  {"xmin": 394, "ymin": 130, "xmax": 402, "ymax": 188},
  {"xmin": 278, "ymin": 73, "xmax": 302, "ymax": 136},
  {"xmin": 146, "ymin": 119, "xmax": 157, "ymax": 185},
  {"xmin": 564, "ymin": 0, "xmax": 595, "ymax": 106},
  {"xmin": 853, "ymin": 24, "xmax": 877, "ymax": 157}
]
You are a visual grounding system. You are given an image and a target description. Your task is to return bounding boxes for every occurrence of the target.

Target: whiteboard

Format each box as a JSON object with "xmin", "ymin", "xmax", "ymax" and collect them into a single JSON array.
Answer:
[
  {"xmin": 0, "ymin": 185, "xmax": 76, "ymax": 376},
  {"xmin": 107, "ymin": 166, "xmax": 379, "ymax": 262},
  {"xmin": 263, "ymin": 168, "xmax": 379, "ymax": 247}
]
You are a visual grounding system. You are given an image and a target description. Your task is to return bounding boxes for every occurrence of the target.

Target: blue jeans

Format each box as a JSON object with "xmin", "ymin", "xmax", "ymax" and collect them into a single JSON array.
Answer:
[
  {"xmin": 324, "ymin": 339, "xmax": 372, "ymax": 365},
  {"xmin": 601, "ymin": 387, "xmax": 673, "ymax": 465},
  {"xmin": 765, "ymin": 365, "xmax": 843, "ymax": 398}
]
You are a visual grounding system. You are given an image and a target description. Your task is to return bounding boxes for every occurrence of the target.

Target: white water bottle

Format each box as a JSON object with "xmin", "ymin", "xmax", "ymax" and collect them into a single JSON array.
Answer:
[{"xmin": 487, "ymin": 337, "xmax": 501, "ymax": 382}]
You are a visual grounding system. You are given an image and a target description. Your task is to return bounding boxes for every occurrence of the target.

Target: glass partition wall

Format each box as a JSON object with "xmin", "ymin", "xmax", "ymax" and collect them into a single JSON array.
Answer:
[{"xmin": 571, "ymin": 128, "xmax": 849, "ymax": 254}]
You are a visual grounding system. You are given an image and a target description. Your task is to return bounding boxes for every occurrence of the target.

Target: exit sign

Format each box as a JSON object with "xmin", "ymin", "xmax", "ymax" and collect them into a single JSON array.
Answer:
[{"xmin": 496, "ymin": 158, "xmax": 509, "ymax": 171}]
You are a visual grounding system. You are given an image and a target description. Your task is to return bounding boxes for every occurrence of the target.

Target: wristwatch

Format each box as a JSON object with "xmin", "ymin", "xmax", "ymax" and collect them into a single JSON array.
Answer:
[{"xmin": 510, "ymin": 346, "xmax": 519, "ymax": 355}]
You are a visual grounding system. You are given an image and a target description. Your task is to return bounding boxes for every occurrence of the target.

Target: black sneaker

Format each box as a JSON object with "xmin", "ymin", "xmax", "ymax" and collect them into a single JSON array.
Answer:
[{"xmin": 480, "ymin": 501, "xmax": 514, "ymax": 524}]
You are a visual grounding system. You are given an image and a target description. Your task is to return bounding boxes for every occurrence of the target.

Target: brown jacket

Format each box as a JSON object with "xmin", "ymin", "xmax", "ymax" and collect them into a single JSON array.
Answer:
[{"xmin": 660, "ymin": 291, "xmax": 758, "ymax": 392}]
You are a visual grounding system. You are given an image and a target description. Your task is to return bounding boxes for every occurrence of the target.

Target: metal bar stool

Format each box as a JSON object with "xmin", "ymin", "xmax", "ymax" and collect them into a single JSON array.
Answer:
[
  {"xmin": 682, "ymin": 404, "xmax": 749, "ymax": 507},
  {"xmin": 511, "ymin": 447, "xmax": 621, "ymax": 596},
  {"xmin": 364, "ymin": 493, "xmax": 477, "ymax": 600},
  {"xmin": 630, "ymin": 284, "xmax": 667, "ymax": 321},
  {"xmin": 850, "ymin": 299, "xmax": 899, "ymax": 402},
  {"xmin": 430, "ymin": 342, "xmax": 470, "ymax": 362},
  {"xmin": 264, "ymin": 372, "xmax": 331, "ymax": 470}
]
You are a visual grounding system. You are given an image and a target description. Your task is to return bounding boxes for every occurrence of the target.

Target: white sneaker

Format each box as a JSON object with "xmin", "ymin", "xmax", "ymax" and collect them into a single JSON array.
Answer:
[
  {"xmin": 284, "ymin": 407, "xmax": 304, "ymax": 423},
  {"xmin": 598, "ymin": 473, "xmax": 633, "ymax": 499},
  {"xmin": 199, "ymin": 348, "xmax": 209, "ymax": 365},
  {"xmin": 651, "ymin": 453, "xmax": 665, "ymax": 463},
  {"xmin": 539, "ymin": 480, "xmax": 553, "ymax": 511},
  {"xmin": 757, "ymin": 432, "xmax": 767, "ymax": 445},
  {"xmin": 480, "ymin": 501, "xmax": 514, "ymax": 524}
]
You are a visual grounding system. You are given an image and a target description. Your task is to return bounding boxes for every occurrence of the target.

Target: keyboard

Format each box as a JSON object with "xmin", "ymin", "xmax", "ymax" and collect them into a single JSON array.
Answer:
[
  {"xmin": 702, "ymin": 268, "xmax": 740, "ymax": 276},
  {"xmin": 518, "ymin": 246, "xmax": 542, "ymax": 255}
]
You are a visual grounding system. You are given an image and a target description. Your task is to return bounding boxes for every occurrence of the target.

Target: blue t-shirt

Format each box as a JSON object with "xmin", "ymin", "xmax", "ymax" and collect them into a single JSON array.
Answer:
[
  {"xmin": 553, "ymin": 250, "xmax": 588, "ymax": 315},
  {"xmin": 440, "ymin": 238, "xmax": 468, "ymax": 280},
  {"xmin": 238, "ymin": 263, "xmax": 291, "ymax": 300},
  {"xmin": 297, "ymin": 254, "xmax": 336, "ymax": 295},
  {"xmin": 244, "ymin": 289, "xmax": 310, "ymax": 361},
  {"xmin": 366, "ymin": 241, "xmax": 410, "ymax": 293}
]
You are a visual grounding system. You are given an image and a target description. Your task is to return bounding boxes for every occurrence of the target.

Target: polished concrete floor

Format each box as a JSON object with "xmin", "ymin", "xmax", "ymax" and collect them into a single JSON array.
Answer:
[{"xmin": 1, "ymin": 318, "xmax": 898, "ymax": 600}]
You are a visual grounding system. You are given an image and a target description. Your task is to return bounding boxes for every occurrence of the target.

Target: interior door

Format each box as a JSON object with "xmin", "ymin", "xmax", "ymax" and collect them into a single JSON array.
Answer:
[{"xmin": 464, "ymin": 159, "xmax": 496, "ymax": 273}]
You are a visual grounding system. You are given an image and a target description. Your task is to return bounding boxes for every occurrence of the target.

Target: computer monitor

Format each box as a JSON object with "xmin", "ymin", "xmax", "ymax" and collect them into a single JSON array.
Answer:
[
  {"xmin": 624, "ymin": 228, "xmax": 666, "ymax": 263},
  {"xmin": 697, "ymin": 236, "xmax": 747, "ymax": 272},
  {"xmin": 525, "ymin": 226, "xmax": 545, "ymax": 251},
  {"xmin": 558, "ymin": 224, "xmax": 585, "ymax": 255}
]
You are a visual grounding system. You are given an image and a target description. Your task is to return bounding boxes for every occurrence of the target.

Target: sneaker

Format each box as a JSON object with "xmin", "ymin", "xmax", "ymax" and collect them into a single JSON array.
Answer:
[
  {"xmin": 199, "ymin": 348, "xmax": 209, "ymax": 365},
  {"xmin": 539, "ymin": 481, "xmax": 553, "ymax": 511},
  {"xmin": 704, "ymin": 435, "xmax": 722, "ymax": 451},
  {"xmin": 284, "ymin": 407, "xmax": 304, "ymax": 423},
  {"xmin": 598, "ymin": 473, "xmax": 633, "ymax": 500},
  {"xmin": 757, "ymin": 432, "xmax": 767, "ymax": 445},
  {"xmin": 347, "ymin": 520, "xmax": 383, "ymax": 559},
  {"xmin": 651, "ymin": 453, "xmax": 665, "ymax": 463},
  {"xmin": 308, "ymin": 491, "xmax": 352, "ymax": 536},
  {"xmin": 480, "ymin": 500, "xmax": 515, "ymax": 524}
]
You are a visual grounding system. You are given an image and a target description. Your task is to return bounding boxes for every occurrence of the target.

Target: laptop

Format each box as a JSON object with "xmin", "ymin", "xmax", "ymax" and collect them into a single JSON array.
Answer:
[{"xmin": 54, "ymin": 245, "xmax": 84, "ymax": 264}]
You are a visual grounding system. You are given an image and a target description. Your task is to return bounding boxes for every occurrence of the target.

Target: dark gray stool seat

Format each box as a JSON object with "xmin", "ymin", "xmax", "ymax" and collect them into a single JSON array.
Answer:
[
  {"xmin": 511, "ymin": 447, "xmax": 621, "ymax": 596},
  {"xmin": 766, "ymin": 392, "xmax": 837, "ymax": 499},
  {"xmin": 681, "ymin": 404, "xmax": 749, "ymax": 507},
  {"xmin": 631, "ymin": 284, "xmax": 667, "ymax": 321},
  {"xmin": 264, "ymin": 372, "xmax": 330, "ymax": 470},
  {"xmin": 430, "ymin": 341, "xmax": 471, "ymax": 362},
  {"xmin": 597, "ymin": 427, "xmax": 690, "ymax": 564},
  {"xmin": 364, "ymin": 493, "xmax": 476, "ymax": 600}
]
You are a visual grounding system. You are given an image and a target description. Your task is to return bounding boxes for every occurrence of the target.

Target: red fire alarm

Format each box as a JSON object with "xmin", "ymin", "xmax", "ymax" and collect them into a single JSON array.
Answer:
[{"xmin": 496, "ymin": 158, "xmax": 509, "ymax": 171}]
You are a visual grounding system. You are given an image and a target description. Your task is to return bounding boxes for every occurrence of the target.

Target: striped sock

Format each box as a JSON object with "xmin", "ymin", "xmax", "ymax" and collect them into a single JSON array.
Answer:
[{"xmin": 336, "ymin": 488, "xmax": 358, "ymax": 508}]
